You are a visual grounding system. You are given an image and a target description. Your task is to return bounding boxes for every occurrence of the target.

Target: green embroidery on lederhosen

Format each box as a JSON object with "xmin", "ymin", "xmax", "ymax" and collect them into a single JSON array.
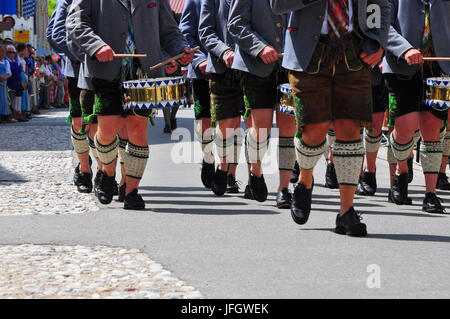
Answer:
[
  {"xmin": 388, "ymin": 93, "xmax": 397, "ymax": 127},
  {"xmin": 209, "ymin": 80, "xmax": 217, "ymax": 128},
  {"xmin": 93, "ymin": 93, "xmax": 110, "ymax": 115},
  {"xmin": 344, "ymin": 41, "xmax": 363, "ymax": 71},
  {"xmin": 243, "ymin": 90, "xmax": 257, "ymax": 119},
  {"xmin": 305, "ymin": 42, "xmax": 324, "ymax": 74},
  {"xmin": 194, "ymin": 99, "xmax": 202, "ymax": 118},
  {"xmin": 294, "ymin": 94, "xmax": 305, "ymax": 131}
]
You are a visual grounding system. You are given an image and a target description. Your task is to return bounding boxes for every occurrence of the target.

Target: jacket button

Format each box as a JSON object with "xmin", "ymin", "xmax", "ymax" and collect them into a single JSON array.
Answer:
[
  {"xmin": 121, "ymin": 33, "xmax": 126, "ymax": 39},
  {"xmin": 275, "ymin": 37, "xmax": 281, "ymax": 43},
  {"xmin": 318, "ymin": 15, "xmax": 324, "ymax": 20},
  {"xmin": 123, "ymin": 15, "xmax": 128, "ymax": 21},
  {"xmin": 276, "ymin": 23, "xmax": 282, "ymax": 28},
  {"xmin": 421, "ymin": 10, "xmax": 425, "ymax": 14},
  {"xmin": 313, "ymin": 35, "xmax": 319, "ymax": 41}
]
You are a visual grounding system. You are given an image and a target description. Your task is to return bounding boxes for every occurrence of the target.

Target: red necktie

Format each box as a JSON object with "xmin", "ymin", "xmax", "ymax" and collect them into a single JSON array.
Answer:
[{"xmin": 328, "ymin": 0, "xmax": 350, "ymax": 41}]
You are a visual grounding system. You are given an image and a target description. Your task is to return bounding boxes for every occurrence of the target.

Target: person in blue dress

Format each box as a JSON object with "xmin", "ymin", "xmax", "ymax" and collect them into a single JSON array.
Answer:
[{"xmin": 0, "ymin": 44, "xmax": 12, "ymax": 122}]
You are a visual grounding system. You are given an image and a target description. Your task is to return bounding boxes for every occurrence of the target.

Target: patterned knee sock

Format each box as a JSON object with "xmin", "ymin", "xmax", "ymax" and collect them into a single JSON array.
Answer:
[
  {"xmin": 420, "ymin": 140, "xmax": 443, "ymax": 175},
  {"xmin": 279, "ymin": 136, "xmax": 296, "ymax": 171},
  {"xmin": 124, "ymin": 142, "xmax": 149, "ymax": 179},
  {"xmin": 390, "ymin": 134, "xmax": 414, "ymax": 162},
  {"xmin": 232, "ymin": 128, "xmax": 244, "ymax": 164},
  {"xmin": 118, "ymin": 136, "xmax": 128, "ymax": 166},
  {"xmin": 246, "ymin": 127, "xmax": 270, "ymax": 164},
  {"xmin": 333, "ymin": 139, "xmax": 365, "ymax": 186},
  {"xmin": 94, "ymin": 134, "xmax": 119, "ymax": 166},
  {"xmin": 214, "ymin": 134, "xmax": 234, "ymax": 162},
  {"xmin": 87, "ymin": 134, "xmax": 98, "ymax": 160},
  {"xmin": 294, "ymin": 134, "xmax": 328, "ymax": 170},
  {"xmin": 71, "ymin": 125, "xmax": 89, "ymax": 155},
  {"xmin": 443, "ymin": 131, "xmax": 450, "ymax": 158},
  {"xmin": 364, "ymin": 130, "xmax": 382, "ymax": 154}
]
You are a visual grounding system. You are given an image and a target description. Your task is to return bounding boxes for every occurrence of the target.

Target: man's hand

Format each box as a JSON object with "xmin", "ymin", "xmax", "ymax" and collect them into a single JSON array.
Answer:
[
  {"xmin": 378, "ymin": 61, "xmax": 383, "ymax": 73},
  {"xmin": 259, "ymin": 46, "xmax": 279, "ymax": 65},
  {"xmin": 222, "ymin": 50, "xmax": 235, "ymax": 68},
  {"xmin": 360, "ymin": 48, "xmax": 384, "ymax": 67},
  {"xmin": 198, "ymin": 61, "xmax": 209, "ymax": 75},
  {"xmin": 178, "ymin": 47, "xmax": 194, "ymax": 66},
  {"xmin": 403, "ymin": 48, "xmax": 423, "ymax": 65},
  {"xmin": 95, "ymin": 45, "xmax": 114, "ymax": 62},
  {"xmin": 165, "ymin": 60, "xmax": 179, "ymax": 75}
]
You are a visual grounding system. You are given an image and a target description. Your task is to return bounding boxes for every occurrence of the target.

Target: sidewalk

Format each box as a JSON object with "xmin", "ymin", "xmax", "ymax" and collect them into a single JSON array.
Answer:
[{"xmin": 0, "ymin": 109, "xmax": 202, "ymax": 299}]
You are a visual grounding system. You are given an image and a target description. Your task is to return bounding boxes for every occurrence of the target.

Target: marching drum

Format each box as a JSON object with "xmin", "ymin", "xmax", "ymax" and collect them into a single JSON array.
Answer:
[
  {"xmin": 278, "ymin": 83, "xmax": 296, "ymax": 116},
  {"xmin": 425, "ymin": 77, "xmax": 450, "ymax": 111},
  {"xmin": 123, "ymin": 76, "xmax": 187, "ymax": 111}
]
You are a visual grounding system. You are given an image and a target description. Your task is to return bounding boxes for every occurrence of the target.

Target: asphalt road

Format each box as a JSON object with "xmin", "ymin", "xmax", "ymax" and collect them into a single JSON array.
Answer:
[{"xmin": 1, "ymin": 108, "xmax": 450, "ymax": 298}]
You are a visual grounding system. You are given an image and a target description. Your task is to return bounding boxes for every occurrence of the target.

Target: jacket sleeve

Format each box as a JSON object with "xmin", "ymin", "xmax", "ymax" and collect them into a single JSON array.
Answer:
[
  {"xmin": 179, "ymin": 0, "xmax": 207, "ymax": 69},
  {"xmin": 66, "ymin": 0, "xmax": 108, "ymax": 58},
  {"xmin": 384, "ymin": 0, "xmax": 413, "ymax": 60},
  {"xmin": 199, "ymin": 0, "xmax": 231, "ymax": 59},
  {"xmin": 228, "ymin": 0, "xmax": 268, "ymax": 58},
  {"xmin": 158, "ymin": 0, "xmax": 189, "ymax": 58},
  {"xmin": 51, "ymin": 0, "xmax": 78, "ymax": 61},
  {"xmin": 270, "ymin": 0, "xmax": 324, "ymax": 15}
]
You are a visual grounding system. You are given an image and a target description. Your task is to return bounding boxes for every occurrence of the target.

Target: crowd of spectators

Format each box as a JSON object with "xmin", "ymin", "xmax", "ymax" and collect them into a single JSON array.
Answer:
[{"xmin": 0, "ymin": 37, "xmax": 68, "ymax": 124}]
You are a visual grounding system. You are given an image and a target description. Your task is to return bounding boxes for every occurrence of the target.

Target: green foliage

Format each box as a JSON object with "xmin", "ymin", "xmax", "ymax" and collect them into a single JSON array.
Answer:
[{"xmin": 49, "ymin": 0, "xmax": 58, "ymax": 18}]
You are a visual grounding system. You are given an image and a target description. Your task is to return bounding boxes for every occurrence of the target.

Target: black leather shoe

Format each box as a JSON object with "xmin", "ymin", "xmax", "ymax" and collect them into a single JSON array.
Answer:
[
  {"xmin": 436, "ymin": 172, "xmax": 450, "ymax": 191},
  {"xmin": 97, "ymin": 174, "xmax": 116, "ymax": 205},
  {"xmin": 325, "ymin": 163, "xmax": 338, "ymax": 189},
  {"xmin": 355, "ymin": 172, "xmax": 377, "ymax": 196},
  {"xmin": 124, "ymin": 189, "xmax": 145, "ymax": 210},
  {"xmin": 113, "ymin": 179, "xmax": 119, "ymax": 196},
  {"xmin": 73, "ymin": 164, "xmax": 81, "ymax": 186},
  {"xmin": 226, "ymin": 175, "xmax": 240, "ymax": 193},
  {"xmin": 244, "ymin": 185, "xmax": 254, "ymax": 200},
  {"xmin": 407, "ymin": 157, "xmax": 414, "ymax": 183},
  {"xmin": 422, "ymin": 192, "xmax": 445, "ymax": 214},
  {"xmin": 290, "ymin": 161, "xmax": 300, "ymax": 184},
  {"xmin": 211, "ymin": 168, "xmax": 228, "ymax": 196},
  {"xmin": 74, "ymin": 157, "xmax": 92, "ymax": 186},
  {"xmin": 247, "ymin": 174, "xmax": 268, "ymax": 202},
  {"xmin": 390, "ymin": 173, "xmax": 409, "ymax": 205},
  {"xmin": 170, "ymin": 119, "xmax": 177, "ymax": 131},
  {"xmin": 388, "ymin": 190, "xmax": 412, "ymax": 205},
  {"xmin": 163, "ymin": 125, "xmax": 171, "ymax": 133},
  {"xmin": 118, "ymin": 183, "xmax": 126, "ymax": 202},
  {"xmin": 335, "ymin": 207, "xmax": 367, "ymax": 237},
  {"xmin": 290, "ymin": 182, "xmax": 313, "ymax": 225},
  {"xmin": 94, "ymin": 170, "xmax": 104, "ymax": 198},
  {"xmin": 77, "ymin": 172, "xmax": 93, "ymax": 193},
  {"xmin": 276, "ymin": 188, "xmax": 291, "ymax": 209},
  {"xmin": 201, "ymin": 161, "xmax": 215, "ymax": 189}
]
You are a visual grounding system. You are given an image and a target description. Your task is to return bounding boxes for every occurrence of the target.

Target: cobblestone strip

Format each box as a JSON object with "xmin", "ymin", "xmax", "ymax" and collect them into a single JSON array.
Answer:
[{"xmin": 0, "ymin": 245, "xmax": 203, "ymax": 299}]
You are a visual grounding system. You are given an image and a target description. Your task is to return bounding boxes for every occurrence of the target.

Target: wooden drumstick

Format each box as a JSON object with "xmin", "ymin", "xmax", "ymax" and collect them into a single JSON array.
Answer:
[
  {"xmin": 278, "ymin": 53, "xmax": 284, "ymax": 58},
  {"xmin": 113, "ymin": 53, "xmax": 147, "ymax": 58},
  {"xmin": 423, "ymin": 57, "xmax": 450, "ymax": 61},
  {"xmin": 150, "ymin": 46, "xmax": 201, "ymax": 70}
]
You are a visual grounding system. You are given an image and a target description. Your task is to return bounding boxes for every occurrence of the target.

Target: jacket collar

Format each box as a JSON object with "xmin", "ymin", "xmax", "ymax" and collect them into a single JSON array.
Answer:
[{"xmin": 117, "ymin": 0, "xmax": 140, "ymax": 14}]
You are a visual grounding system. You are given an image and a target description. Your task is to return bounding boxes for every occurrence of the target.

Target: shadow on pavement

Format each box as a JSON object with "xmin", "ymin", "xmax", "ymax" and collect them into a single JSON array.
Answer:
[
  {"xmin": 300, "ymin": 228, "xmax": 450, "ymax": 243},
  {"xmin": 150, "ymin": 207, "xmax": 280, "ymax": 215},
  {"xmin": 0, "ymin": 164, "xmax": 28, "ymax": 183},
  {"xmin": 144, "ymin": 199, "xmax": 247, "ymax": 206}
]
